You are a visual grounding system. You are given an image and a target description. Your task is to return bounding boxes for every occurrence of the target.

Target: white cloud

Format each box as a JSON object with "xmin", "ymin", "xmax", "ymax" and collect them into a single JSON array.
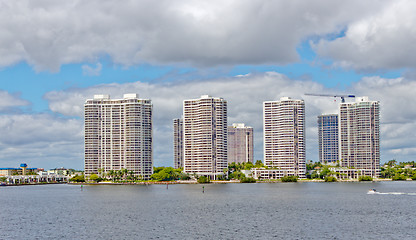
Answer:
[
  {"xmin": 0, "ymin": 0, "xmax": 383, "ymax": 72},
  {"xmin": 0, "ymin": 90, "xmax": 30, "ymax": 111},
  {"xmin": 82, "ymin": 63, "xmax": 102, "ymax": 76},
  {"xmin": 44, "ymin": 72, "xmax": 329, "ymax": 167},
  {"xmin": 314, "ymin": 0, "xmax": 416, "ymax": 71},
  {"xmin": 0, "ymin": 113, "xmax": 83, "ymax": 169},
  {"xmin": 0, "ymin": 72, "xmax": 413, "ymax": 169},
  {"xmin": 45, "ymin": 71, "xmax": 416, "ymax": 167},
  {"xmin": 349, "ymin": 76, "xmax": 416, "ymax": 161}
]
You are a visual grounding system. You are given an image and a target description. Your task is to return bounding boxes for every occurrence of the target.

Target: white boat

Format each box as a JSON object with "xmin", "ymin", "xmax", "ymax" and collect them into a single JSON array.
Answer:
[{"xmin": 367, "ymin": 189, "xmax": 377, "ymax": 194}]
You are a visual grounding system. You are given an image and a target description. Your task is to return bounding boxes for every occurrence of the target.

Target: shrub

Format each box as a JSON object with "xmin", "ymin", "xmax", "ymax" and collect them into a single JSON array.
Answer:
[
  {"xmin": 178, "ymin": 172, "xmax": 191, "ymax": 180},
  {"xmin": 70, "ymin": 175, "xmax": 85, "ymax": 182},
  {"xmin": 392, "ymin": 174, "xmax": 407, "ymax": 181},
  {"xmin": 281, "ymin": 176, "xmax": 298, "ymax": 182},
  {"xmin": 197, "ymin": 176, "xmax": 210, "ymax": 183},
  {"xmin": 358, "ymin": 176, "xmax": 373, "ymax": 181},
  {"xmin": 240, "ymin": 177, "xmax": 256, "ymax": 183},
  {"xmin": 229, "ymin": 171, "xmax": 245, "ymax": 180},
  {"xmin": 89, "ymin": 174, "xmax": 102, "ymax": 183},
  {"xmin": 324, "ymin": 176, "xmax": 337, "ymax": 182},
  {"xmin": 411, "ymin": 175, "xmax": 416, "ymax": 181}
]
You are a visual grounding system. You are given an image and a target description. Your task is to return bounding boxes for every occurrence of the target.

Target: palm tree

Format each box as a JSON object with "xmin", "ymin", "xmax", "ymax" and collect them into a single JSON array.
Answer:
[
  {"xmin": 116, "ymin": 170, "xmax": 123, "ymax": 180},
  {"xmin": 121, "ymin": 168, "xmax": 129, "ymax": 181},
  {"xmin": 109, "ymin": 170, "xmax": 115, "ymax": 181},
  {"xmin": 128, "ymin": 171, "xmax": 135, "ymax": 182}
]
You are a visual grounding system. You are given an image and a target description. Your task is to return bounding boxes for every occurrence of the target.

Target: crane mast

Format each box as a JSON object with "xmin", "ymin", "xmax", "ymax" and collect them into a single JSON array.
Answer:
[{"xmin": 304, "ymin": 93, "xmax": 355, "ymax": 103}]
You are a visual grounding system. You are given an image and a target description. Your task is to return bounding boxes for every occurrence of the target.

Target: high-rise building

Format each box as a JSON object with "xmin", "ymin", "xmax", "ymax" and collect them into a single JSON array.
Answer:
[
  {"xmin": 183, "ymin": 95, "xmax": 228, "ymax": 179},
  {"xmin": 263, "ymin": 97, "xmax": 306, "ymax": 178},
  {"xmin": 318, "ymin": 114, "xmax": 339, "ymax": 164},
  {"xmin": 339, "ymin": 96, "xmax": 380, "ymax": 177},
  {"xmin": 173, "ymin": 118, "xmax": 184, "ymax": 169},
  {"xmin": 84, "ymin": 94, "xmax": 153, "ymax": 179},
  {"xmin": 228, "ymin": 123, "xmax": 253, "ymax": 164}
]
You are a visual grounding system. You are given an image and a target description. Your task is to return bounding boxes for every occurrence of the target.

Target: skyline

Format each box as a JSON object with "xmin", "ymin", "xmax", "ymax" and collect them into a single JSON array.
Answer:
[{"xmin": 0, "ymin": 1, "xmax": 415, "ymax": 169}]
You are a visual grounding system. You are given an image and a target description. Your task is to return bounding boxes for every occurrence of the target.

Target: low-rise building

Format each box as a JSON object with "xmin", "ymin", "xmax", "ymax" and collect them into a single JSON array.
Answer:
[
  {"xmin": 329, "ymin": 167, "xmax": 375, "ymax": 180},
  {"xmin": 251, "ymin": 168, "xmax": 300, "ymax": 180},
  {"xmin": 0, "ymin": 165, "xmax": 40, "ymax": 176}
]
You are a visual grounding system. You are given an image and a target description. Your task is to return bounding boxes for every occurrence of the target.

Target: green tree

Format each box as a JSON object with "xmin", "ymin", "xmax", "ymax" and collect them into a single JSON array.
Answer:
[
  {"xmin": 386, "ymin": 159, "xmax": 397, "ymax": 167},
  {"xmin": 150, "ymin": 167, "xmax": 177, "ymax": 181},
  {"xmin": 0, "ymin": 176, "xmax": 7, "ymax": 182},
  {"xmin": 153, "ymin": 167, "xmax": 165, "ymax": 174},
  {"xmin": 70, "ymin": 175, "xmax": 85, "ymax": 182},
  {"xmin": 108, "ymin": 170, "xmax": 115, "ymax": 181},
  {"xmin": 121, "ymin": 168, "xmax": 128, "ymax": 180},
  {"xmin": 229, "ymin": 171, "xmax": 245, "ymax": 180},
  {"xmin": 244, "ymin": 162, "xmax": 254, "ymax": 170},
  {"xmin": 310, "ymin": 171, "xmax": 319, "ymax": 179},
  {"xmin": 254, "ymin": 160, "xmax": 264, "ymax": 168},
  {"xmin": 324, "ymin": 176, "xmax": 337, "ymax": 182},
  {"xmin": 178, "ymin": 172, "xmax": 191, "ymax": 180},
  {"xmin": 320, "ymin": 166, "xmax": 330, "ymax": 179},
  {"xmin": 89, "ymin": 174, "xmax": 102, "ymax": 183},
  {"xmin": 240, "ymin": 177, "xmax": 256, "ymax": 183},
  {"xmin": 392, "ymin": 174, "xmax": 407, "ymax": 181},
  {"xmin": 197, "ymin": 176, "xmax": 210, "ymax": 183},
  {"xmin": 127, "ymin": 171, "xmax": 136, "ymax": 181},
  {"xmin": 358, "ymin": 176, "xmax": 373, "ymax": 181},
  {"xmin": 281, "ymin": 176, "xmax": 298, "ymax": 182}
]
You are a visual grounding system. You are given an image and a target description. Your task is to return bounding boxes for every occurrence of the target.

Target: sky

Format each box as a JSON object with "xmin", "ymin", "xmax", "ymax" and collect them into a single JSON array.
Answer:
[{"xmin": 0, "ymin": 0, "xmax": 416, "ymax": 170}]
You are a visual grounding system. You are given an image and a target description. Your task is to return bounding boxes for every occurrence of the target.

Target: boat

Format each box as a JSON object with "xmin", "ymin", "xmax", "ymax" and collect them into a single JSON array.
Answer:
[{"xmin": 368, "ymin": 189, "xmax": 377, "ymax": 194}]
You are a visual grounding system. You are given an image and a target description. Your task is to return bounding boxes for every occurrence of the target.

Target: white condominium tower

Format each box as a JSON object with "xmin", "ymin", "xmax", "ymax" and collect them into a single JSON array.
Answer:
[
  {"xmin": 339, "ymin": 96, "xmax": 380, "ymax": 177},
  {"xmin": 318, "ymin": 114, "xmax": 339, "ymax": 164},
  {"xmin": 183, "ymin": 95, "xmax": 228, "ymax": 179},
  {"xmin": 173, "ymin": 118, "xmax": 184, "ymax": 169},
  {"xmin": 84, "ymin": 94, "xmax": 153, "ymax": 179},
  {"xmin": 263, "ymin": 97, "xmax": 306, "ymax": 178},
  {"xmin": 228, "ymin": 123, "xmax": 254, "ymax": 164}
]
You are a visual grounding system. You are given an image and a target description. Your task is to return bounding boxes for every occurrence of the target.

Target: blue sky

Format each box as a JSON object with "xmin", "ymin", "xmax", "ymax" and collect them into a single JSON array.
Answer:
[{"xmin": 0, "ymin": 1, "xmax": 415, "ymax": 169}]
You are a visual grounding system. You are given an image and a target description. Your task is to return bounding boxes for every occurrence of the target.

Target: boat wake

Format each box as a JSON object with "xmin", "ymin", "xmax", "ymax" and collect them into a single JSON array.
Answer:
[{"xmin": 367, "ymin": 190, "xmax": 416, "ymax": 195}]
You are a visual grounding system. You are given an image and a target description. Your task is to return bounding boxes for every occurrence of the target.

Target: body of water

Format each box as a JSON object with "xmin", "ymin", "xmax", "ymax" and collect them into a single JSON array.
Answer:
[{"xmin": 1, "ymin": 181, "xmax": 415, "ymax": 239}]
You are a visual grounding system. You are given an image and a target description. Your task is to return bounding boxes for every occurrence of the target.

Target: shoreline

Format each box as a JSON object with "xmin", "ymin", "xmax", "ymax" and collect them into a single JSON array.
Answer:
[
  {"xmin": 0, "ymin": 182, "xmax": 67, "ymax": 187},
  {"xmin": 1, "ymin": 178, "xmax": 404, "ymax": 187},
  {"xmin": 68, "ymin": 178, "xmax": 401, "ymax": 185}
]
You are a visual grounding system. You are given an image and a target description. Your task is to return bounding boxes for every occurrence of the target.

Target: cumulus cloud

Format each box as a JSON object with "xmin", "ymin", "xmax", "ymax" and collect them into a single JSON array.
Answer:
[
  {"xmin": 45, "ymin": 71, "xmax": 416, "ymax": 167},
  {"xmin": 44, "ymin": 72, "xmax": 330, "ymax": 166},
  {"xmin": 0, "ymin": 72, "xmax": 410, "ymax": 169},
  {"xmin": 0, "ymin": 0, "xmax": 383, "ymax": 72},
  {"xmin": 0, "ymin": 113, "xmax": 83, "ymax": 168},
  {"xmin": 82, "ymin": 63, "xmax": 102, "ymax": 76},
  {"xmin": 0, "ymin": 90, "xmax": 30, "ymax": 111},
  {"xmin": 314, "ymin": 0, "xmax": 416, "ymax": 71},
  {"xmin": 349, "ymin": 76, "xmax": 416, "ymax": 160}
]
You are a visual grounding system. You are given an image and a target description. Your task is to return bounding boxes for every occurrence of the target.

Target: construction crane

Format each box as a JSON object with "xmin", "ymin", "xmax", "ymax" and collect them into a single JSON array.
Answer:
[{"xmin": 304, "ymin": 93, "xmax": 355, "ymax": 103}]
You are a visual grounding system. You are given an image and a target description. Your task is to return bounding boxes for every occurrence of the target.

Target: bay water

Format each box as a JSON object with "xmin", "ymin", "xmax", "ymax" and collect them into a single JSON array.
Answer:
[{"xmin": 1, "ymin": 182, "xmax": 415, "ymax": 239}]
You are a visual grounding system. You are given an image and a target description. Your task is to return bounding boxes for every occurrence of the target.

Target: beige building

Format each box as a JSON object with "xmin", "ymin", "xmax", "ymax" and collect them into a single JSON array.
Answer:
[
  {"xmin": 339, "ymin": 96, "xmax": 380, "ymax": 177},
  {"xmin": 173, "ymin": 118, "xmax": 184, "ymax": 169},
  {"xmin": 0, "ymin": 163, "xmax": 39, "ymax": 176},
  {"xmin": 263, "ymin": 97, "xmax": 306, "ymax": 178},
  {"xmin": 228, "ymin": 123, "xmax": 253, "ymax": 164},
  {"xmin": 84, "ymin": 94, "xmax": 153, "ymax": 179},
  {"xmin": 183, "ymin": 95, "xmax": 228, "ymax": 179}
]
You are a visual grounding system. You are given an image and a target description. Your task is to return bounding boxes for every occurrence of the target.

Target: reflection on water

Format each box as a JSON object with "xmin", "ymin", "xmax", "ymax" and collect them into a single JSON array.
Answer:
[{"xmin": 1, "ymin": 182, "xmax": 416, "ymax": 239}]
